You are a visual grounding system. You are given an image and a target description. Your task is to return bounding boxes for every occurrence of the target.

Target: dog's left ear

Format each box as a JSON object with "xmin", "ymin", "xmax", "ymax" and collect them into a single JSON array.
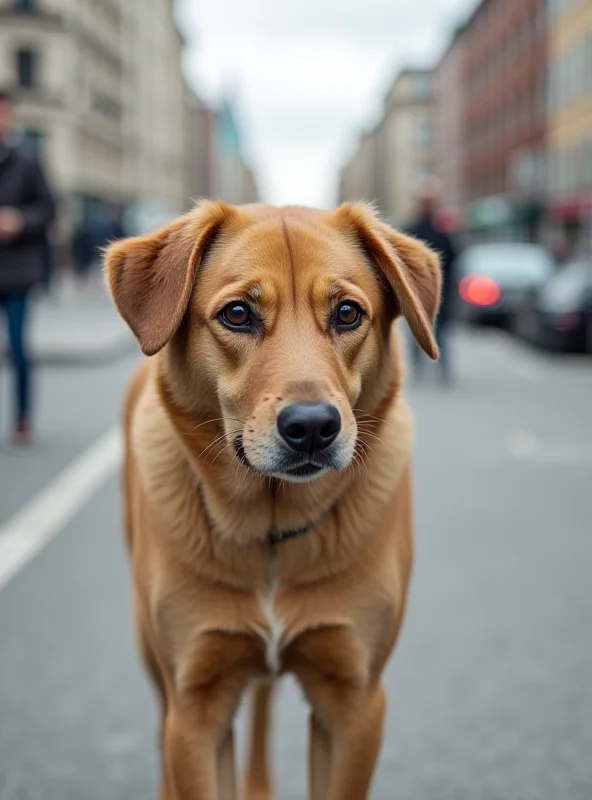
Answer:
[
  {"xmin": 105, "ymin": 200, "xmax": 238, "ymax": 356},
  {"xmin": 331, "ymin": 202, "xmax": 442, "ymax": 359}
]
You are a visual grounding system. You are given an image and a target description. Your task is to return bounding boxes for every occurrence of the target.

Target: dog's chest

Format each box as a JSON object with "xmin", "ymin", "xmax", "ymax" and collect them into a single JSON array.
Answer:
[{"xmin": 253, "ymin": 581, "xmax": 285, "ymax": 674}]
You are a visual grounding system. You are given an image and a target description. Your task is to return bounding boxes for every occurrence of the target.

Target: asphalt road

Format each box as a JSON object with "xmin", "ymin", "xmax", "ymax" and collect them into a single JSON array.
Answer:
[{"xmin": 1, "ymin": 329, "xmax": 591, "ymax": 800}]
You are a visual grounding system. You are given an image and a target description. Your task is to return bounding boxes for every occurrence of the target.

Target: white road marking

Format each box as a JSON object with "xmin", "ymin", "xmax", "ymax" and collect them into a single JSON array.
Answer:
[
  {"xmin": 507, "ymin": 430, "xmax": 592, "ymax": 466},
  {"xmin": 0, "ymin": 427, "xmax": 122, "ymax": 592}
]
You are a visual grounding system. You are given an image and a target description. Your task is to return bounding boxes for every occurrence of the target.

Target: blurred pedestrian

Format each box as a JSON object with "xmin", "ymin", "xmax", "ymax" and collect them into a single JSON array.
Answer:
[
  {"xmin": 406, "ymin": 181, "xmax": 457, "ymax": 384},
  {"xmin": 0, "ymin": 88, "xmax": 55, "ymax": 445}
]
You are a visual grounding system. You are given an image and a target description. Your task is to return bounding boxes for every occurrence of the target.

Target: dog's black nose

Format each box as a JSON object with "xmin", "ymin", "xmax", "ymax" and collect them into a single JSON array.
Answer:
[{"xmin": 277, "ymin": 403, "xmax": 341, "ymax": 453}]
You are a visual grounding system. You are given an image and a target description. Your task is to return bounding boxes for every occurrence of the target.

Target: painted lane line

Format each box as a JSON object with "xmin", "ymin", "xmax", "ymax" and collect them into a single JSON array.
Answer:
[{"xmin": 0, "ymin": 427, "xmax": 122, "ymax": 592}]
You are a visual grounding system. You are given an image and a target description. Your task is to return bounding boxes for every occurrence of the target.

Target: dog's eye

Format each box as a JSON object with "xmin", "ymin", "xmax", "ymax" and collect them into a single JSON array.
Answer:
[
  {"xmin": 334, "ymin": 302, "xmax": 364, "ymax": 331},
  {"xmin": 220, "ymin": 303, "xmax": 252, "ymax": 330}
]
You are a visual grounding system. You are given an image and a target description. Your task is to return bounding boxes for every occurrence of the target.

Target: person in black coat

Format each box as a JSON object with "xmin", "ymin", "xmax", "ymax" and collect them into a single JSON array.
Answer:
[
  {"xmin": 0, "ymin": 89, "xmax": 55, "ymax": 444},
  {"xmin": 406, "ymin": 186, "xmax": 457, "ymax": 384}
]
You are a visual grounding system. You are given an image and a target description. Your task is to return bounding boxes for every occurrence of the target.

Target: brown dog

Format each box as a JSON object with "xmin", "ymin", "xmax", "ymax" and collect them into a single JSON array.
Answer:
[{"xmin": 105, "ymin": 200, "xmax": 441, "ymax": 800}]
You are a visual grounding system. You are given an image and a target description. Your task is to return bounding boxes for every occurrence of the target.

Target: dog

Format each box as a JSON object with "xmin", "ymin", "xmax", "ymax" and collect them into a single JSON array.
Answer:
[{"xmin": 105, "ymin": 200, "xmax": 441, "ymax": 800}]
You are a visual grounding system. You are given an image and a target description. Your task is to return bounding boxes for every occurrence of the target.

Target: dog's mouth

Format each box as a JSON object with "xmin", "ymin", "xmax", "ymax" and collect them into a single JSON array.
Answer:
[
  {"xmin": 233, "ymin": 435, "xmax": 336, "ymax": 483},
  {"xmin": 282, "ymin": 463, "xmax": 324, "ymax": 479}
]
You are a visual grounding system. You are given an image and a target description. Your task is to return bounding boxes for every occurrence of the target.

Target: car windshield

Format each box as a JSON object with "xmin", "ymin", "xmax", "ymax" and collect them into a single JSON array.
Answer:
[{"xmin": 459, "ymin": 244, "xmax": 554, "ymax": 285}]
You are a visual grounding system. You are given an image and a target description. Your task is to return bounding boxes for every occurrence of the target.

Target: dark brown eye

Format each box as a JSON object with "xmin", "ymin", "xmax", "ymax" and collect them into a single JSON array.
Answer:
[
  {"xmin": 334, "ymin": 302, "xmax": 363, "ymax": 330},
  {"xmin": 220, "ymin": 303, "xmax": 252, "ymax": 329}
]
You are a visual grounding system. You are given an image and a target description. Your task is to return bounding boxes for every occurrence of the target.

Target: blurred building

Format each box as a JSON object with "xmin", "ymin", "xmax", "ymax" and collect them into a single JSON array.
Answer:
[
  {"xmin": 433, "ymin": 26, "xmax": 466, "ymax": 219},
  {"xmin": 381, "ymin": 69, "xmax": 434, "ymax": 226},
  {"xmin": 338, "ymin": 128, "xmax": 378, "ymax": 211},
  {"xmin": 459, "ymin": 0, "xmax": 547, "ymax": 239},
  {"xmin": 339, "ymin": 69, "xmax": 434, "ymax": 227},
  {"xmin": 546, "ymin": 0, "xmax": 592, "ymax": 256},
  {"xmin": 210, "ymin": 98, "xmax": 259, "ymax": 205},
  {"xmin": 123, "ymin": 0, "xmax": 187, "ymax": 218},
  {"xmin": 185, "ymin": 92, "xmax": 259, "ymax": 206},
  {"xmin": 0, "ymin": 0, "xmax": 258, "ymax": 255},
  {"xmin": 0, "ymin": 0, "xmax": 128, "ymax": 241}
]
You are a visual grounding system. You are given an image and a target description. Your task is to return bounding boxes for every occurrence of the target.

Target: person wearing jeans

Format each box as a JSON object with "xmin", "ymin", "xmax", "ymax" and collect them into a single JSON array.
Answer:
[{"xmin": 0, "ymin": 88, "xmax": 55, "ymax": 444}]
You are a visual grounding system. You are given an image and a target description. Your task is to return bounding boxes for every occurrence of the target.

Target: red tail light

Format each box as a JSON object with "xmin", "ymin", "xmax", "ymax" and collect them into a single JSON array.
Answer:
[{"xmin": 459, "ymin": 275, "xmax": 502, "ymax": 307}]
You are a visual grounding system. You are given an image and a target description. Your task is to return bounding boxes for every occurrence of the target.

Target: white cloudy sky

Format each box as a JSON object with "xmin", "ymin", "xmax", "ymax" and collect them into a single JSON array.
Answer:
[{"xmin": 177, "ymin": 0, "xmax": 479, "ymax": 208}]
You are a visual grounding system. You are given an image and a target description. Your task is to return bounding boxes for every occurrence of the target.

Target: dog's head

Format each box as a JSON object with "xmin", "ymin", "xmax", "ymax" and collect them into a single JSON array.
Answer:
[{"xmin": 106, "ymin": 201, "xmax": 440, "ymax": 484}]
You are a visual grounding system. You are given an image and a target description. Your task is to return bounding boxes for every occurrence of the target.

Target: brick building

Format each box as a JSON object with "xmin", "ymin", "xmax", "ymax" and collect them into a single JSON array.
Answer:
[
  {"xmin": 461, "ymin": 0, "xmax": 547, "ymax": 237},
  {"xmin": 433, "ymin": 26, "xmax": 466, "ymax": 216}
]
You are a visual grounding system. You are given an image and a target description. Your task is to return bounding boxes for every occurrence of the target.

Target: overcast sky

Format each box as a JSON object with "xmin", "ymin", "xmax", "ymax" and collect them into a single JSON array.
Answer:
[{"xmin": 178, "ymin": 0, "xmax": 479, "ymax": 208}]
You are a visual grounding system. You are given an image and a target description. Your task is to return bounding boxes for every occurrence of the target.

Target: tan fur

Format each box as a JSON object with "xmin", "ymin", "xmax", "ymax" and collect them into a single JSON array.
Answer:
[{"xmin": 105, "ymin": 201, "xmax": 441, "ymax": 800}]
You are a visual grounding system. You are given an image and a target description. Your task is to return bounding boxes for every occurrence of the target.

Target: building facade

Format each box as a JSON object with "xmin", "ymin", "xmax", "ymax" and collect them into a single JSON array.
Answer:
[
  {"xmin": 461, "ymin": 0, "xmax": 547, "ymax": 237},
  {"xmin": 122, "ymin": 0, "xmax": 187, "ymax": 217},
  {"xmin": 338, "ymin": 69, "xmax": 434, "ymax": 227},
  {"xmin": 0, "ymin": 0, "xmax": 254, "ymax": 250},
  {"xmin": 433, "ymin": 27, "xmax": 465, "ymax": 215},
  {"xmin": 382, "ymin": 69, "xmax": 434, "ymax": 226},
  {"xmin": 546, "ymin": 0, "xmax": 592, "ymax": 253},
  {"xmin": 0, "ymin": 0, "xmax": 128, "ymax": 234},
  {"xmin": 338, "ymin": 128, "xmax": 378, "ymax": 210}
]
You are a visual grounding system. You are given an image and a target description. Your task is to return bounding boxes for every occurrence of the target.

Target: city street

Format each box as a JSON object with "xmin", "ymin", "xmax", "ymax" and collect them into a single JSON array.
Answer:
[{"xmin": 0, "ymin": 328, "xmax": 591, "ymax": 800}]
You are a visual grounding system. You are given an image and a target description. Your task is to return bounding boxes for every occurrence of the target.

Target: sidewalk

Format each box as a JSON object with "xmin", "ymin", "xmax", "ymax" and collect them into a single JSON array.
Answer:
[{"xmin": 2, "ymin": 276, "xmax": 137, "ymax": 366}]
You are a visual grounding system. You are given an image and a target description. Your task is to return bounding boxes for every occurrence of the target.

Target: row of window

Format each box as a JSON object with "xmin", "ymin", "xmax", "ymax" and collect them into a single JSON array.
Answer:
[
  {"xmin": 11, "ymin": 47, "xmax": 122, "ymax": 124},
  {"xmin": 466, "ymin": 14, "xmax": 543, "ymax": 101},
  {"xmin": 547, "ymin": 33, "xmax": 592, "ymax": 112},
  {"xmin": 465, "ymin": 84, "xmax": 543, "ymax": 154}
]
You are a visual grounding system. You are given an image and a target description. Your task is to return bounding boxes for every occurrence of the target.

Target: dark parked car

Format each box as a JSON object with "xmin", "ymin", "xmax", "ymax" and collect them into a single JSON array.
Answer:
[
  {"xmin": 455, "ymin": 242, "xmax": 554, "ymax": 327},
  {"xmin": 516, "ymin": 261, "xmax": 592, "ymax": 353}
]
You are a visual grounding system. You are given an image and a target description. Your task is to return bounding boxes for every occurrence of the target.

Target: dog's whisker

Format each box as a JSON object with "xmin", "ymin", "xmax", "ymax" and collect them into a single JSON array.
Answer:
[
  {"xmin": 352, "ymin": 409, "xmax": 394, "ymax": 429},
  {"xmin": 356, "ymin": 430, "xmax": 385, "ymax": 446},
  {"xmin": 197, "ymin": 429, "xmax": 243, "ymax": 460},
  {"xmin": 189, "ymin": 416, "xmax": 245, "ymax": 434}
]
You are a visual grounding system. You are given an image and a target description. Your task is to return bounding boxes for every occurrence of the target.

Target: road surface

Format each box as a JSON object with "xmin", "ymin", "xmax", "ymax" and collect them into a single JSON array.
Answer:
[{"xmin": 1, "ymin": 328, "xmax": 591, "ymax": 799}]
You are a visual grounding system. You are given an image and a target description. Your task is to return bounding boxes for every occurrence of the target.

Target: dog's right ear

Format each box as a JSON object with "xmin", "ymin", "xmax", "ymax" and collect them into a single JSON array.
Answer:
[{"xmin": 105, "ymin": 200, "xmax": 237, "ymax": 356}]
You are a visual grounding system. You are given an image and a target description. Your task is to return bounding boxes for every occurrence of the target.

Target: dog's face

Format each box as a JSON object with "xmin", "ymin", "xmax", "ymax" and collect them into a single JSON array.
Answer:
[{"xmin": 106, "ymin": 202, "xmax": 441, "ymax": 483}]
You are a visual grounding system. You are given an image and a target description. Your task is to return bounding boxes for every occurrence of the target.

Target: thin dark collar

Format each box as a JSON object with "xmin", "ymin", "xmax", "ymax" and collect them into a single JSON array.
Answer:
[
  {"xmin": 197, "ymin": 483, "xmax": 329, "ymax": 548},
  {"xmin": 266, "ymin": 518, "xmax": 319, "ymax": 547}
]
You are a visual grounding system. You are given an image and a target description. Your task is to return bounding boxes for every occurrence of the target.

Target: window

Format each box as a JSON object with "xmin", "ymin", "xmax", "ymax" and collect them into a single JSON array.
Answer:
[
  {"xmin": 23, "ymin": 127, "xmax": 44, "ymax": 155},
  {"xmin": 414, "ymin": 74, "xmax": 431, "ymax": 101},
  {"xmin": 16, "ymin": 48, "xmax": 38, "ymax": 88},
  {"xmin": 414, "ymin": 118, "xmax": 432, "ymax": 147}
]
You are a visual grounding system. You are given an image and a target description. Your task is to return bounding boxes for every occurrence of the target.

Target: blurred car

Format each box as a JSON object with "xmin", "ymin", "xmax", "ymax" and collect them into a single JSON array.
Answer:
[
  {"xmin": 455, "ymin": 242, "xmax": 554, "ymax": 327},
  {"xmin": 515, "ymin": 261, "xmax": 592, "ymax": 353}
]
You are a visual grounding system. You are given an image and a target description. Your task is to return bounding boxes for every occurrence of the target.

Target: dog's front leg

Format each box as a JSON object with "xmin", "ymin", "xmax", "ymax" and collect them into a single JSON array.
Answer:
[
  {"xmin": 308, "ymin": 682, "xmax": 387, "ymax": 800},
  {"xmin": 163, "ymin": 693, "xmax": 239, "ymax": 800}
]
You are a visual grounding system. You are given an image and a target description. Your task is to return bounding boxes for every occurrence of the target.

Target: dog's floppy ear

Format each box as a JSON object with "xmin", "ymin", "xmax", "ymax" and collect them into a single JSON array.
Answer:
[
  {"xmin": 105, "ymin": 200, "xmax": 236, "ymax": 356},
  {"xmin": 331, "ymin": 202, "xmax": 442, "ymax": 359}
]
